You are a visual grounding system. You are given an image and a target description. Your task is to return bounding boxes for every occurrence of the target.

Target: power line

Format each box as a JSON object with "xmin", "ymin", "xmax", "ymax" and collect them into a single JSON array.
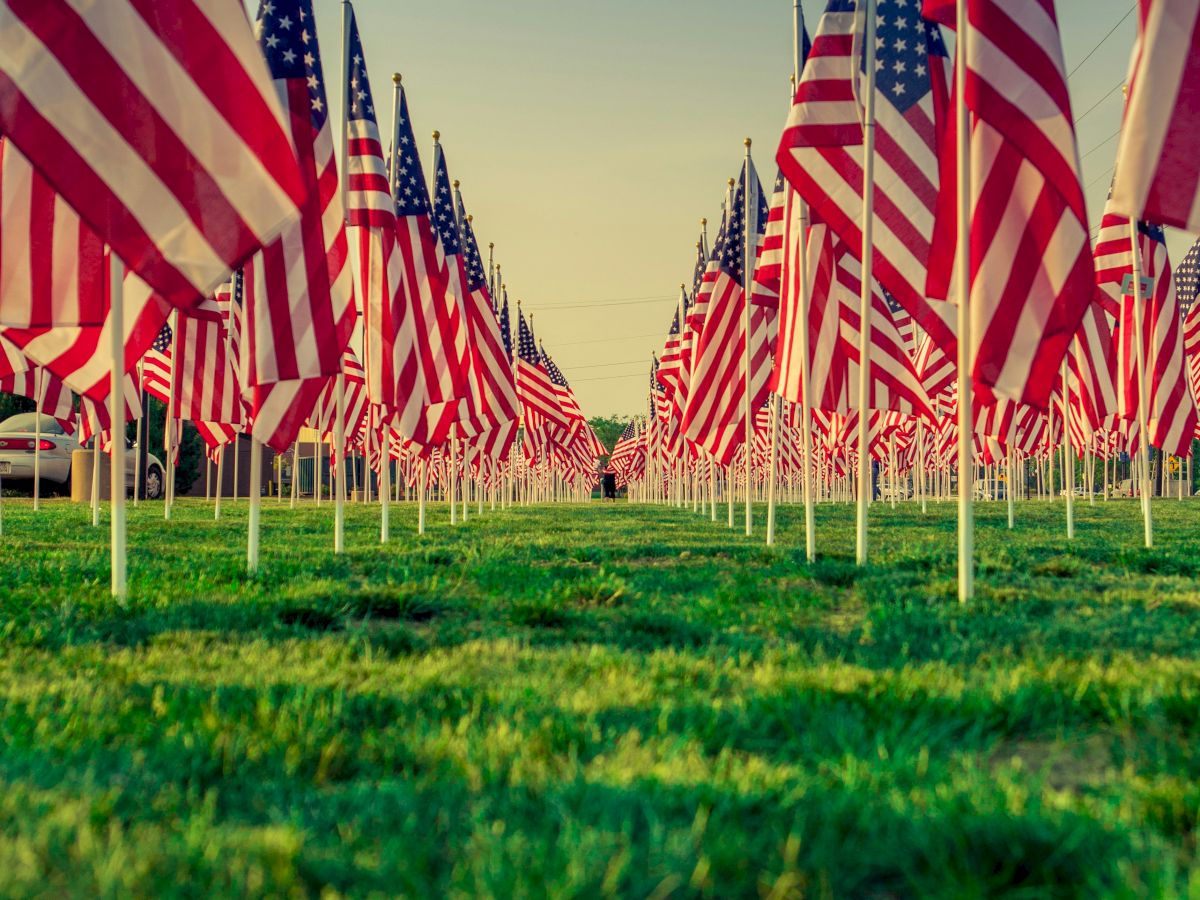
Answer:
[
  {"xmin": 1073, "ymin": 79, "xmax": 1124, "ymax": 127},
  {"xmin": 555, "ymin": 329, "xmax": 664, "ymax": 347},
  {"xmin": 571, "ymin": 372, "xmax": 650, "ymax": 384},
  {"xmin": 567, "ymin": 358, "xmax": 654, "ymax": 370},
  {"xmin": 1067, "ymin": 4, "xmax": 1136, "ymax": 79},
  {"xmin": 1080, "ymin": 127, "xmax": 1121, "ymax": 162},
  {"xmin": 531, "ymin": 293, "xmax": 676, "ymax": 312}
]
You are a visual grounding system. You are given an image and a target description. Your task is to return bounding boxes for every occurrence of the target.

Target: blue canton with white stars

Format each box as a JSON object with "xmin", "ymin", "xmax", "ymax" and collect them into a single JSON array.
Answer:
[
  {"xmin": 718, "ymin": 163, "xmax": 769, "ymax": 281},
  {"xmin": 1176, "ymin": 239, "xmax": 1200, "ymax": 313},
  {"xmin": 255, "ymin": 0, "xmax": 328, "ymax": 130},
  {"xmin": 457, "ymin": 196, "xmax": 489, "ymax": 294},
  {"xmin": 1139, "ymin": 221, "xmax": 1166, "ymax": 246},
  {"xmin": 866, "ymin": 0, "xmax": 948, "ymax": 115},
  {"xmin": 541, "ymin": 348, "xmax": 569, "ymax": 388},
  {"xmin": 391, "ymin": 88, "xmax": 433, "ymax": 218},
  {"xmin": 498, "ymin": 292, "xmax": 512, "ymax": 360},
  {"xmin": 430, "ymin": 148, "xmax": 461, "ymax": 256},
  {"xmin": 345, "ymin": 10, "xmax": 377, "ymax": 125},
  {"xmin": 517, "ymin": 310, "xmax": 540, "ymax": 366},
  {"xmin": 152, "ymin": 323, "xmax": 172, "ymax": 353}
]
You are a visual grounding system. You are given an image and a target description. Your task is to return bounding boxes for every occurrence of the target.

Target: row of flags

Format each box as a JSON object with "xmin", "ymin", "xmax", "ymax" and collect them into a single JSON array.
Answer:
[
  {"xmin": 0, "ymin": 0, "xmax": 605, "ymax": 578},
  {"xmin": 621, "ymin": 0, "xmax": 1200, "ymax": 567}
]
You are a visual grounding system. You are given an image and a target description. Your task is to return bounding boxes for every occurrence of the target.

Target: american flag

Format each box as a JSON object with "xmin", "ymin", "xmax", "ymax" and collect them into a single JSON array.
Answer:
[
  {"xmin": 0, "ymin": 360, "xmax": 74, "ymax": 430},
  {"xmin": 515, "ymin": 309, "xmax": 567, "ymax": 432},
  {"xmin": 429, "ymin": 144, "xmax": 510, "ymax": 440},
  {"xmin": 0, "ymin": 139, "xmax": 106, "ymax": 328},
  {"xmin": 241, "ymin": 0, "xmax": 355, "ymax": 454},
  {"xmin": 772, "ymin": 214, "xmax": 845, "ymax": 414},
  {"xmin": 1182, "ymin": 298, "xmax": 1200, "ymax": 437},
  {"xmin": 309, "ymin": 348, "xmax": 369, "ymax": 447},
  {"xmin": 387, "ymin": 82, "xmax": 467, "ymax": 448},
  {"xmin": 655, "ymin": 285, "xmax": 688, "ymax": 401},
  {"xmin": 925, "ymin": 0, "xmax": 1093, "ymax": 413},
  {"xmin": 1102, "ymin": 218, "xmax": 1198, "ymax": 457},
  {"xmin": 1178, "ymin": 238, "xmax": 1200, "ymax": 312},
  {"xmin": 498, "ymin": 287, "xmax": 513, "ymax": 363},
  {"xmin": 832, "ymin": 240, "xmax": 934, "ymax": 422},
  {"xmin": 682, "ymin": 156, "xmax": 770, "ymax": 467},
  {"xmin": 79, "ymin": 374, "xmax": 141, "ymax": 448},
  {"xmin": 344, "ymin": 7, "xmax": 413, "ymax": 439},
  {"xmin": 778, "ymin": 0, "xmax": 956, "ymax": 358},
  {"xmin": 173, "ymin": 302, "xmax": 243, "ymax": 427},
  {"xmin": 0, "ymin": 0, "xmax": 306, "ymax": 313},
  {"xmin": 142, "ymin": 321, "xmax": 173, "ymax": 405},
  {"xmin": 458, "ymin": 195, "xmax": 520, "ymax": 458},
  {"xmin": 1109, "ymin": 1, "xmax": 1200, "ymax": 234},
  {"xmin": 1, "ymin": 260, "xmax": 170, "ymax": 404},
  {"xmin": 0, "ymin": 141, "xmax": 172, "ymax": 401}
]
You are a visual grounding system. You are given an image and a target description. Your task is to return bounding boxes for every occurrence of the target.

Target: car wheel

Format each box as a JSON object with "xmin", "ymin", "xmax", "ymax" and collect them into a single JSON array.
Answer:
[{"xmin": 145, "ymin": 465, "xmax": 164, "ymax": 500}]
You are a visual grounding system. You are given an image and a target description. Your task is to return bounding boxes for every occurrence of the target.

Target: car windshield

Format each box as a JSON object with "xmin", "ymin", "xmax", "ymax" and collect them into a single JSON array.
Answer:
[{"xmin": 0, "ymin": 413, "xmax": 65, "ymax": 434}]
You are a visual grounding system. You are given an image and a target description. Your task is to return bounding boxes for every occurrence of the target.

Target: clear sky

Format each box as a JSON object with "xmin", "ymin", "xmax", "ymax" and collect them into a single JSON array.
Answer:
[{"xmin": 285, "ymin": 0, "xmax": 1167, "ymax": 419}]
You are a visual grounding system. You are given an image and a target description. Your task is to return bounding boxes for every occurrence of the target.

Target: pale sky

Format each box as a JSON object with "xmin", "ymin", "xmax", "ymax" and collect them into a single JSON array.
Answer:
[{"xmin": 286, "ymin": 0, "xmax": 1169, "ymax": 418}]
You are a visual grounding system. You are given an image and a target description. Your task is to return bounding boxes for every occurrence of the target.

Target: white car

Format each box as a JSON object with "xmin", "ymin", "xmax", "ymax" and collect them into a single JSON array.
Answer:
[{"xmin": 0, "ymin": 412, "xmax": 165, "ymax": 499}]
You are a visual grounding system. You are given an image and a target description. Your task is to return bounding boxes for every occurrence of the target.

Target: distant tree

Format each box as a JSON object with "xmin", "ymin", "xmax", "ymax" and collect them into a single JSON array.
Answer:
[
  {"xmin": 0, "ymin": 393, "xmax": 35, "ymax": 423},
  {"xmin": 126, "ymin": 397, "xmax": 204, "ymax": 494},
  {"xmin": 588, "ymin": 415, "xmax": 628, "ymax": 464}
]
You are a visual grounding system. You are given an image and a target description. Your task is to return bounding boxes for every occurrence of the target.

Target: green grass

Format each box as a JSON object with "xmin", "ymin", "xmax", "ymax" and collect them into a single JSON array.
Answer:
[{"xmin": 3, "ymin": 495, "xmax": 1200, "ymax": 897}]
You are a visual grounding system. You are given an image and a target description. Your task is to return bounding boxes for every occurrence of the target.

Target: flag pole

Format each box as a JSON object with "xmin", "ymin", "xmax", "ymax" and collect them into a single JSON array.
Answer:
[
  {"xmin": 108, "ymin": 252, "xmax": 127, "ymax": 600},
  {"xmin": 790, "ymin": 8, "xmax": 816, "ymax": 562},
  {"xmin": 333, "ymin": 0, "xmax": 352, "ymax": 555},
  {"xmin": 133, "ymin": 361, "xmax": 144, "ymax": 505},
  {"xmin": 742, "ymin": 137, "xmax": 754, "ymax": 537},
  {"xmin": 855, "ymin": 0, "xmax": 878, "ymax": 565},
  {"xmin": 418, "ymin": 456, "xmax": 427, "ymax": 534},
  {"xmin": 215, "ymin": 443, "xmax": 224, "ymax": 519},
  {"xmin": 164, "ymin": 308, "xmax": 178, "ymax": 519},
  {"xmin": 91, "ymin": 424, "xmax": 101, "ymax": 526},
  {"xmin": 32, "ymin": 368, "xmax": 42, "ymax": 511},
  {"xmin": 1128, "ymin": 220, "xmax": 1154, "ymax": 546},
  {"xmin": 955, "ymin": 0, "xmax": 974, "ymax": 602},
  {"xmin": 1061, "ymin": 361, "xmax": 1074, "ymax": 537},
  {"xmin": 247, "ymin": 438, "xmax": 262, "ymax": 572}
]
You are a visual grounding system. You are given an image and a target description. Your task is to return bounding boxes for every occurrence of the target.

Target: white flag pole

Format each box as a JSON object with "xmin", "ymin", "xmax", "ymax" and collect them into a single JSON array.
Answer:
[
  {"xmin": 856, "ymin": 0, "xmax": 878, "ymax": 565},
  {"xmin": 1128, "ymin": 220, "xmax": 1154, "ymax": 546},
  {"xmin": 91, "ymin": 427, "xmax": 101, "ymax": 526},
  {"xmin": 418, "ymin": 456, "xmax": 427, "ymax": 534},
  {"xmin": 214, "ymin": 443, "xmax": 224, "ymax": 519},
  {"xmin": 32, "ymin": 368, "xmax": 42, "ymax": 511},
  {"xmin": 108, "ymin": 253, "xmax": 127, "ymax": 600},
  {"xmin": 290, "ymin": 441, "xmax": 299, "ymax": 508},
  {"xmin": 332, "ymin": 0, "xmax": 353, "ymax": 556},
  {"xmin": 1061, "ymin": 361, "xmax": 1074, "ymax": 537},
  {"xmin": 380, "ymin": 421, "xmax": 391, "ymax": 543},
  {"xmin": 742, "ymin": 139, "xmax": 755, "ymax": 537},
  {"xmin": 955, "ymin": 0, "xmax": 974, "ymax": 603},
  {"xmin": 164, "ymin": 309, "xmax": 178, "ymax": 519},
  {"xmin": 791, "ymin": 4, "xmax": 816, "ymax": 562},
  {"xmin": 247, "ymin": 438, "xmax": 262, "ymax": 572}
]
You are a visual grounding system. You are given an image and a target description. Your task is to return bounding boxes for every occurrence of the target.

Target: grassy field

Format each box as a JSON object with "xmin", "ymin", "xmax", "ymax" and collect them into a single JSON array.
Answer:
[{"xmin": 2, "ymin": 496, "xmax": 1200, "ymax": 897}]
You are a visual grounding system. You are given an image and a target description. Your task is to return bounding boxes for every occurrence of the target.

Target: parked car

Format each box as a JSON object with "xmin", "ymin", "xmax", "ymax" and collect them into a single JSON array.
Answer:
[{"xmin": 0, "ymin": 412, "xmax": 165, "ymax": 499}]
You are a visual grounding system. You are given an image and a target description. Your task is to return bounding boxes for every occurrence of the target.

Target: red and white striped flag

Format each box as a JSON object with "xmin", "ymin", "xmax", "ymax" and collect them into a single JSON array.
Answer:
[
  {"xmin": 1100, "ymin": 218, "xmax": 1198, "ymax": 457},
  {"xmin": 777, "ymin": 0, "xmax": 956, "ymax": 357},
  {"xmin": 0, "ymin": 139, "xmax": 105, "ymax": 327},
  {"xmin": 0, "ymin": 0, "xmax": 307, "ymax": 311},
  {"xmin": 1109, "ymin": 1, "xmax": 1200, "ymax": 232},
  {"xmin": 241, "ymin": 0, "xmax": 355, "ymax": 454},
  {"xmin": 925, "ymin": 0, "xmax": 1094, "ymax": 412},
  {"xmin": 682, "ymin": 156, "xmax": 771, "ymax": 467},
  {"xmin": 515, "ymin": 309, "xmax": 567, "ymax": 433},
  {"xmin": 386, "ymin": 83, "xmax": 468, "ymax": 448},
  {"xmin": 173, "ymin": 301, "xmax": 243, "ymax": 427}
]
